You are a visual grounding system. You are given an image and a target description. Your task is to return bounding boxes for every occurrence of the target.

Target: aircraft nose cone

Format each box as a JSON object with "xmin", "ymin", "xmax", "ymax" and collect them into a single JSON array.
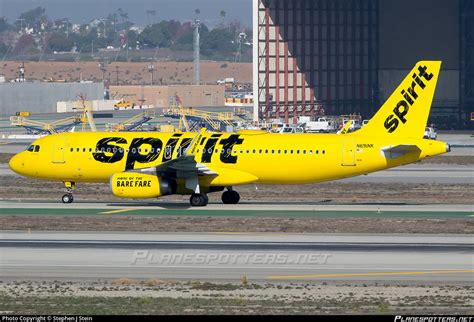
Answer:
[{"xmin": 9, "ymin": 154, "xmax": 24, "ymax": 175}]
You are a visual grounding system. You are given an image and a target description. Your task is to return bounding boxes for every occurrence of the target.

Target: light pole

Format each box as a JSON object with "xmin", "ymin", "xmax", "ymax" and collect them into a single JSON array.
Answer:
[
  {"xmin": 115, "ymin": 65, "xmax": 120, "ymax": 85},
  {"xmin": 193, "ymin": 19, "xmax": 201, "ymax": 85},
  {"xmin": 98, "ymin": 61, "xmax": 107, "ymax": 82},
  {"xmin": 148, "ymin": 62, "xmax": 155, "ymax": 86}
]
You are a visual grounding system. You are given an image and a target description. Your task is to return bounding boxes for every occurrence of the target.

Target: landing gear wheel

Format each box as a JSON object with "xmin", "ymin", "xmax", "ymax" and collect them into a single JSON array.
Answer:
[
  {"xmin": 62, "ymin": 193, "xmax": 73, "ymax": 204},
  {"xmin": 221, "ymin": 190, "xmax": 240, "ymax": 204},
  {"xmin": 190, "ymin": 193, "xmax": 208, "ymax": 207}
]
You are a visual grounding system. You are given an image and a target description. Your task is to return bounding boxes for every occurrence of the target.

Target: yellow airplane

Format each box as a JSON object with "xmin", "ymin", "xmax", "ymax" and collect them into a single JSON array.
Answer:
[{"xmin": 9, "ymin": 61, "xmax": 450, "ymax": 206}]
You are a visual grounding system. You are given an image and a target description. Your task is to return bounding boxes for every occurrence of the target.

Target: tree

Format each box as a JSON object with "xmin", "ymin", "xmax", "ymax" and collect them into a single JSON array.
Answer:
[
  {"xmin": 46, "ymin": 32, "xmax": 73, "ymax": 52},
  {"xmin": 138, "ymin": 21, "xmax": 173, "ymax": 48},
  {"xmin": 125, "ymin": 30, "xmax": 138, "ymax": 49},
  {"xmin": 107, "ymin": 13, "xmax": 119, "ymax": 25},
  {"xmin": 0, "ymin": 17, "xmax": 10, "ymax": 33},
  {"xmin": 13, "ymin": 34, "xmax": 36, "ymax": 54},
  {"xmin": 117, "ymin": 8, "xmax": 128, "ymax": 23},
  {"xmin": 146, "ymin": 9, "xmax": 157, "ymax": 25},
  {"xmin": 17, "ymin": 7, "xmax": 47, "ymax": 30},
  {"xmin": 0, "ymin": 42, "xmax": 8, "ymax": 56},
  {"xmin": 220, "ymin": 10, "xmax": 226, "ymax": 23},
  {"xmin": 201, "ymin": 27, "xmax": 236, "ymax": 56}
]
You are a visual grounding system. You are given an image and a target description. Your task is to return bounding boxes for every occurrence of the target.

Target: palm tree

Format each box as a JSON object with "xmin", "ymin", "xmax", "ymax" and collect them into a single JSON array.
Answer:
[
  {"xmin": 220, "ymin": 10, "xmax": 226, "ymax": 23},
  {"xmin": 117, "ymin": 8, "xmax": 128, "ymax": 23},
  {"xmin": 145, "ymin": 9, "xmax": 157, "ymax": 25}
]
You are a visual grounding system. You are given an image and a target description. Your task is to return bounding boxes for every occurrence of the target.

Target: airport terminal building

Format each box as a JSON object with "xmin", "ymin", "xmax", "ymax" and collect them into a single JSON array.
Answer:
[{"xmin": 253, "ymin": 0, "xmax": 474, "ymax": 129}]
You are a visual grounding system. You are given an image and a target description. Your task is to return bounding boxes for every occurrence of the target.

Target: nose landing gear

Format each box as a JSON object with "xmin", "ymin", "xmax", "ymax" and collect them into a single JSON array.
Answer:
[{"xmin": 61, "ymin": 181, "xmax": 75, "ymax": 204}]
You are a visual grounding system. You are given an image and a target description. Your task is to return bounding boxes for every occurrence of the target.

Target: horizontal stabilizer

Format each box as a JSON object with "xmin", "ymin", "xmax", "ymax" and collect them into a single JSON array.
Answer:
[{"xmin": 380, "ymin": 144, "xmax": 421, "ymax": 159}]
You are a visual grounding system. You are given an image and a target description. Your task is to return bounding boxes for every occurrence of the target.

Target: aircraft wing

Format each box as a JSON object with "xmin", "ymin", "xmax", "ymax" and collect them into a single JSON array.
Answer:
[
  {"xmin": 127, "ymin": 129, "xmax": 217, "ymax": 178},
  {"xmin": 380, "ymin": 144, "xmax": 421, "ymax": 159}
]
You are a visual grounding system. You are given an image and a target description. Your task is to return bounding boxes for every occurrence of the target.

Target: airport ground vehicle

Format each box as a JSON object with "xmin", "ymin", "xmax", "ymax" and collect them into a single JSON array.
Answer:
[
  {"xmin": 278, "ymin": 125, "xmax": 305, "ymax": 133},
  {"xmin": 9, "ymin": 61, "xmax": 449, "ymax": 206},
  {"xmin": 424, "ymin": 127, "xmax": 437, "ymax": 140},
  {"xmin": 304, "ymin": 117, "xmax": 338, "ymax": 133}
]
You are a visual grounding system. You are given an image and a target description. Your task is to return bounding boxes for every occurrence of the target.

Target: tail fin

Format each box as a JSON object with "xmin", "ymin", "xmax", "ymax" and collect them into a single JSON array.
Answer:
[{"xmin": 357, "ymin": 61, "xmax": 441, "ymax": 138}]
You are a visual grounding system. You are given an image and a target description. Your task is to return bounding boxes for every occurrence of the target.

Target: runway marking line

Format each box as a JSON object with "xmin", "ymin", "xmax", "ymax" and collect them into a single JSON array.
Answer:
[
  {"xmin": 214, "ymin": 232, "xmax": 289, "ymax": 236},
  {"xmin": 269, "ymin": 269, "xmax": 474, "ymax": 279},
  {"xmin": 98, "ymin": 208, "xmax": 137, "ymax": 215}
]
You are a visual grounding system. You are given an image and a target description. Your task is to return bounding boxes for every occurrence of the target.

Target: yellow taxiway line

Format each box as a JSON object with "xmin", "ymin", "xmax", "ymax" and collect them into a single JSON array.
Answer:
[
  {"xmin": 269, "ymin": 269, "xmax": 474, "ymax": 279},
  {"xmin": 98, "ymin": 208, "xmax": 137, "ymax": 215}
]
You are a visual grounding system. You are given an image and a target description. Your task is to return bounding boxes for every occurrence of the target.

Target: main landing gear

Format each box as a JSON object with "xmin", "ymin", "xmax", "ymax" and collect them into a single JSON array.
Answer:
[
  {"xmin": 62, "ymin": 181, "xmax": 75, "ymax": 204},
  {"xmin": 189, "ymin": 189, "xmax": 240, "ymax": 207},
  {"xmin": 186, "ymin": 177, "xmax": 240, "ymax": 207},
  {"xmin": 190, "ymin": 193, "xmax": 208, "ymax": 207},
  {"xmin": 221, "ymin": 189, "xmax": 240, "ymax": 204}
]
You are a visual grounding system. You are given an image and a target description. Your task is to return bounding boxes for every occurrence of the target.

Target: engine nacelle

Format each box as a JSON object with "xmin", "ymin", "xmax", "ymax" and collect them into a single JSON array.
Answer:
[{"xmin": 110, "ymin": 172, "xmax": 175, "ymax": 199}]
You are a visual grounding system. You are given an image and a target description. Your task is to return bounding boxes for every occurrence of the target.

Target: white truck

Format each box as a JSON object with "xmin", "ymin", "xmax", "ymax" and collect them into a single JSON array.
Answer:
[
  {"xmin": 278, "ymin": 125, "xmax": 304, "ymax": 134},
  {"xmin": 424, "ymin": 127, "xmax": 437, "ymax": 140},
  {"xmin": 303, "ymin": 117, "xmax": 338, "ymax": 133},
  {"xmin": 217, "ymin": 77, "xmax": 235, "ymax": 85}
]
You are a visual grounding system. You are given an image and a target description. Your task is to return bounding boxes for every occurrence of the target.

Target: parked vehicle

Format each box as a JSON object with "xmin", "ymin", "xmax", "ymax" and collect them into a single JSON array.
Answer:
[
  {"xmin": 424, "ymin": 127, "xmax": 437, "ymax": 140},
  {"xmin": 278, "ymin": 125, "xmax": 305, "ymax": 134},
  {"xmin": 304, "ymin": 117, "xmax": 338, "ymax": 133}
]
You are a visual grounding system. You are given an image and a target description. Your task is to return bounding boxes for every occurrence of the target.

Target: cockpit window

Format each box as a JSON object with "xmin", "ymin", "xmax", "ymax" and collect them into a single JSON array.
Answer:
[
  {"xmin": 27, "ymin": 145, "xmax": 34, "ymax": 152},
  {"xmin": 34, "ymin": 145, "xmax": 40, "ymax": 152}
]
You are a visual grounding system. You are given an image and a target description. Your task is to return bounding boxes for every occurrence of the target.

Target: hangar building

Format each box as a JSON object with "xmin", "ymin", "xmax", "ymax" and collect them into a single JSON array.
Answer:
[{"xmin": 253, "ymin": 0, "xmax": 474, "ymax": 129}]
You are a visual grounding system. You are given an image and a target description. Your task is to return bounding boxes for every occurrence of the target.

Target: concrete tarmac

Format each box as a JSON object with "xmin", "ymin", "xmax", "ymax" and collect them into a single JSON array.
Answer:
[
  {"xmin": 0, "ymin": 200, "xmax": 472, "ymax": 215},
  {"xmin": 1, "ymin": 231, "xmax": 472, "ymax": 282}
]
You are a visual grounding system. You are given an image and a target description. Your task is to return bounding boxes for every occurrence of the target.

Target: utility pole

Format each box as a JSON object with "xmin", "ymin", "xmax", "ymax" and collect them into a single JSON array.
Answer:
[
  {"xmin": 115, "ymin": 65, "xmax": 120, "ymax": 85},
  {"xmin": 148, "ymin": 62, "xmax": 155, "ymax": 86},
  {"xmin": 98, "ymin": 61, "xmax": 107, "ymax": 82},
  {"xmin": 193, "ymin": 19, "xmax": 201, "ymax": 85}
]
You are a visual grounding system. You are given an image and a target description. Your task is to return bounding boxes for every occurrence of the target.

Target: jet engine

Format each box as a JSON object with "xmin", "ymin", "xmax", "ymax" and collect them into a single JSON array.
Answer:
[{"xmin": 110, "ymin": 172, "xmax": 176, "ymax": 198}]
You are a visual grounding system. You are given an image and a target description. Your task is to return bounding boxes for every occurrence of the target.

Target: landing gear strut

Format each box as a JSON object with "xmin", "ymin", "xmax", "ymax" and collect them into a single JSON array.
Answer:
[
  {"xmin": 62, "ymin": 182, "xmax": 75, "ymax": 204},
  {"xmin": 190, "ymin": 193, "xmax": 208, "ymax": 207},
  {"xmin": 221, "ymin": 189, "xmax": 240, "ymax": 204}
]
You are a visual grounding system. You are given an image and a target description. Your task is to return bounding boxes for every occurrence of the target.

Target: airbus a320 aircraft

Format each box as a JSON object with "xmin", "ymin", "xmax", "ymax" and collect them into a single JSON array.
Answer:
[{"xmin": 9, "ymin": 61, "xmax": 450, "ymax": 206}]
